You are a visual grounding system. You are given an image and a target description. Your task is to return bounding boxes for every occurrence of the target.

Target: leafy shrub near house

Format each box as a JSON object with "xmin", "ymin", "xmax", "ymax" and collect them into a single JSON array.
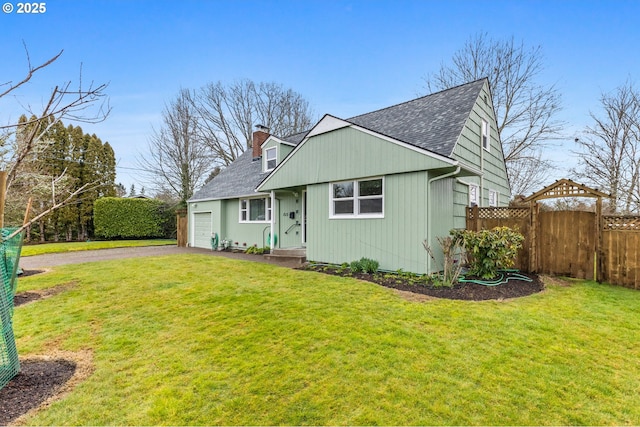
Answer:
[
  {"xmin": 94, "ymin": 197, "xmax": 174, "ymax": 239},
  {"xmin": 350, "ymin": 257, "xmax": 380, "ymax": 274},
  {"xmin": 450, "ymin": 226, "xmax": 524, "ymax": 279},
  {"xmin": 245, "ymin": 245, "xmax": 270, "ymax": 255}
]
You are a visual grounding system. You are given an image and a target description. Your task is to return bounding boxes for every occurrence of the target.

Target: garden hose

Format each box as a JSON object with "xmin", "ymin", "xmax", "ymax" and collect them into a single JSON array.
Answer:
[{"xmin": 458, "ymin": 270, "xmax": 533, "ymax": 286}]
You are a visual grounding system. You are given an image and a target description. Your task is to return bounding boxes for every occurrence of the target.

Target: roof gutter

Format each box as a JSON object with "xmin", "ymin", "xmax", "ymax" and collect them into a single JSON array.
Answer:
[{"xmin": 426, "ymin": 165, "xmax": 461, "ymax": 274}]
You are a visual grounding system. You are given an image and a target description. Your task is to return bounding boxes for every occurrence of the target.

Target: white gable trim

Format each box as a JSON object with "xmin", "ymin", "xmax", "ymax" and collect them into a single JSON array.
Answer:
[
  {"xmin": 257, "ymin": 115, "xmax": 457, "ymax": 192},
  {"xmin": 305, "ymin": 114, "xmax": 351, "ymax": 138},
  {"xmin": 261, "ymin": 135, "xmax": 296, "ymax": 148}
]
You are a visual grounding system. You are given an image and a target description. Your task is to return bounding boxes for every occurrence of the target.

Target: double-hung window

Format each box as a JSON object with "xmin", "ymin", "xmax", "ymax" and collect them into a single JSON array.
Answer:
[
  {"xmin": 331, "ymin": 178, "xmax": 384, "ymax": 218},
  {"xmin": 239, "ymin": 197, "xmax": 272, "ymax": 222},
  {"xmin": 488, "ymin": 189, "xmax": 498, "ymax": 207},
  {"xmin": 469, "ymin": 184, "xmax": 479, "ymax": 206},
  {"xmin": 481, "ymin": 119, "xmax": 490, "ymax": 151},
  {"xmin": 264, "ymin": 147, "xmax": 277, "ymax": 171}
]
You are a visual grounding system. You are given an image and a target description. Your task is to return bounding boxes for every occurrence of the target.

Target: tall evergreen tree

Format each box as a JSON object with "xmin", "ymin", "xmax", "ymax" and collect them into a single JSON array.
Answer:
[{"xmin": 6, "ymin": 120, "xmax": 117, "ymax": 241}]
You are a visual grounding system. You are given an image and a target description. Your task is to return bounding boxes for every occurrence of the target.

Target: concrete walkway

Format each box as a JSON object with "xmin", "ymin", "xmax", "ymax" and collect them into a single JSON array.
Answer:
[{"xmin": 20, "ymin": 245, "xmax": 303, "ymax": 270}]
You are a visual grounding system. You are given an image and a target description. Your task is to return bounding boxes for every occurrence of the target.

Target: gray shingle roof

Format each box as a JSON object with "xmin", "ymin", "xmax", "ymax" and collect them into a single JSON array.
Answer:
[
  {"xmin": 190, "ymin": 150, "xmax": 269, "ymax": 201},
  {"xmin": 281, "ymin": 130, "xmax": 309, "ymax": 145},
  {"xmin": 347, "ymin": 78, "xmax": 486, "ymax": 157},
  {"xmin": 189, "ymin": 79, "xmax": 486, "ymax": 202}
]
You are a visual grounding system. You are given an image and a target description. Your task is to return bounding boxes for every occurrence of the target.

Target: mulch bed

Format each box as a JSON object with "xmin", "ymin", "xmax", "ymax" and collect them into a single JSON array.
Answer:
[
  {"xmin": 0, "ymin": 360, "xmax": 76, "ymax": 425},
  {"xmin": 17, "ymin": 269, "xmax": 45, "ymax": 278},
  {"xmin": 2, "ymin": 269, "xmax": 77, "ymax": 425},
  {"xmin": 13, "ymin": 291, "xmax": 42, "ymax": 307},
  {"xmin": 301, "ymin": 265, "xmax": 544, "ymax": 300}
]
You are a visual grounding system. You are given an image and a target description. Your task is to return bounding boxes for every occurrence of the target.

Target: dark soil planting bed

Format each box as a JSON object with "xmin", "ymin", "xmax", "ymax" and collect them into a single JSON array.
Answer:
[
  {"xmin": 301, "ymin": 264, "xmax": 544, "ymax": 301},
  {"xmin": 0, "ymin": 360, "xmax": 76, "ymax": 425}
]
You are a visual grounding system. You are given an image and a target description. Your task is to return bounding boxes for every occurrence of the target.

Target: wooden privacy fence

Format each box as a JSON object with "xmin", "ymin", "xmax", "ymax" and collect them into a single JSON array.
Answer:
[
  {"xmin": 466, "ymin": 205, "xmax": 640, "ymax": 289},
  {"xmin": 464, "ymin": 178, "xmax": 640, "ymax": 289},
  {"xmin": 601, "ymin": 216, "xmax": 640, "ymax": 288},
  {"xmin": 176, "ymin": 209, "xmax": 188, "ymax": 247}
]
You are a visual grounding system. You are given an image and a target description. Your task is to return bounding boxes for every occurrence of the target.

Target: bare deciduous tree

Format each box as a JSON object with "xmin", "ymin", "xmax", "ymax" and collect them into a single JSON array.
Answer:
[
  {"xmin": 1, "ymin": 45, "xmax": 110, "ymax": 231},
  {"xmin": 195, "ymin": 79, "xmax": 314, "ymax": 167},
  {"xmin": 138, "ymin": 89, "xmax": 213, "ymax": 205},
  {"xmin": 424, "ymin": 32, "xmax": 564, "ymax": 195},
  {"xmin": 1, "ymin": 45, "xmax": 110, "ymax": 190},
  {"xmin": 573, "ymin": 80, "xmax": 640, "ymax": 213},
  {"xmin": 140, "ymin": 80, "xmax": 314, "ymax": 203}
]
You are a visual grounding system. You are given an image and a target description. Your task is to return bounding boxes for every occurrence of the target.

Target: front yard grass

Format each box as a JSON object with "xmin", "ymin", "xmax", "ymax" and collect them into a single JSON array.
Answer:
[
  {"xmin": 20, "ymin": 239, "xmax": 176, "ymax": 257},
  {"xmin": 14, "ymin": 255, "xmax": 640, "ymax": 425}
]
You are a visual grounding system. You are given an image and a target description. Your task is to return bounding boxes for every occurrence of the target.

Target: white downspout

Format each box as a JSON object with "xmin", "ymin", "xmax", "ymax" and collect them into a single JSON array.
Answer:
[
  {"xmin": 270, "ymin": 191, "xmax": 276, "ymax": 249},
  {"xmin": 426, "ymin": 166, "xmax": 461, "ymax": 274}
]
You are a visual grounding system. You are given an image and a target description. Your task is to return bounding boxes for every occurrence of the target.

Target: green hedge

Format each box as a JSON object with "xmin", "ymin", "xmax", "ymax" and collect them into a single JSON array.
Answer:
[{"xmin": 94, "ymin": 197, "xmax": 174, "ymax": 239}]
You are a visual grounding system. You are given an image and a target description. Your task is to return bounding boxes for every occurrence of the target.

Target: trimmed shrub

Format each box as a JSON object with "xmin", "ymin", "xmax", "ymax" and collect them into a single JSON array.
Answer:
[
  {"xmin": 94, "ymin": 197, "xmax": 174, "ymax": 239},
  {"xmin": 450, "ymin": 226, "xmax": 524, "ymax": 279}
]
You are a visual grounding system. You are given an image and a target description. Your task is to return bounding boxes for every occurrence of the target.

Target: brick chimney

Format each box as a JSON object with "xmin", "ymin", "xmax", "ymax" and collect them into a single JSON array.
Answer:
[{"xmin": 252, "ymin": 124, "xmax": 270, "ymax": 159}]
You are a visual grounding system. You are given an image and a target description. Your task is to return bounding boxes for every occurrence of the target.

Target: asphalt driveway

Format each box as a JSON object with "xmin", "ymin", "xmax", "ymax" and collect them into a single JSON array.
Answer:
[{"xmin": 19, "ymin": 245, "xmax": 300, "ymax": 270}]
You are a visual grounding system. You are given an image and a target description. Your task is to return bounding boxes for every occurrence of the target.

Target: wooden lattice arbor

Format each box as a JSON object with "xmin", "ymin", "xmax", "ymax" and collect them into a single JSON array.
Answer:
[
  {"xmin": 523, "ymin": 179, "xmax": 611, "ymax": 281},
  {"xmin": 467, "ymin": 179, "xmax": 640, "ymax": 287}
]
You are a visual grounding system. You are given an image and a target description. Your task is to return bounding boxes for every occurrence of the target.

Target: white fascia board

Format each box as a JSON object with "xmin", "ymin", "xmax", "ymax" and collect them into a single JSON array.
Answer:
[
  {"xmin": 305, "ymin": 114, "xmax": 352, "ymax": 138},
  {"xmin": 261, "ymin": 135, "xmax": 296, "ymax": 148},
  {"xmin": 457, "ymin": 161, "xmax": 484, "ymax": 176},
  {"xmin": 189, "ymin": 192, "xmax": 269, "ymax": 203}
]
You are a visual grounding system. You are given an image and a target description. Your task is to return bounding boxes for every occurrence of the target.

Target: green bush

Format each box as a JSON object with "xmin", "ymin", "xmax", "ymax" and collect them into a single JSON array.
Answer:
[
  {"xmin": 350, "ymin": 257, "xmax": 379, "ymax": 274},
  {"xmin": 450, "ymin": 226, "xmax": 524, "ymax": 279},
  {"xmin": 350, "ymin": 259, "xmax": 363, "ymax": 273},
  {"xmin": 245, "ymin": 245, "xmax": 270, "ymax": 255},
  {"xmin": 94, "ymin": 197, "xmax": 174, "ymax": 239}
]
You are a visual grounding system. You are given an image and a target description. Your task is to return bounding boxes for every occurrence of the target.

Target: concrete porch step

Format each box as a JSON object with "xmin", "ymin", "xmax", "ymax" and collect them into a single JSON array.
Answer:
[{"xmin": 263, "ymin": 248, "xmax": 306, "ymax": 264}]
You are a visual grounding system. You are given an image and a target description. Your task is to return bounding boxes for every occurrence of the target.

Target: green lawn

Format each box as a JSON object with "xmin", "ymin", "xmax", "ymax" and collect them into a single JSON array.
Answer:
[
  {"xmin": 20, "ymin": 239, "xmax": 176, "ymax": 257},
  {"xmin": 14, "ymin": 255, "xmax": 640, "ymax": 425}
]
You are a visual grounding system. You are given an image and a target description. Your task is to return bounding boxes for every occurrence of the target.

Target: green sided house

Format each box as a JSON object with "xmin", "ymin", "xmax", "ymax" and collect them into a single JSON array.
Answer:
[{"xmin": 187, "ymin": 78, "xmax": 510, "ymax": 274}]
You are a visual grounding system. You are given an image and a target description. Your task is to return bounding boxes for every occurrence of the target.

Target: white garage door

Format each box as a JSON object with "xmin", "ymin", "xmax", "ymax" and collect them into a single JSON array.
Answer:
[{"xmin": 193, "ymin": 212, "xmax": 212, "ymax": 248}]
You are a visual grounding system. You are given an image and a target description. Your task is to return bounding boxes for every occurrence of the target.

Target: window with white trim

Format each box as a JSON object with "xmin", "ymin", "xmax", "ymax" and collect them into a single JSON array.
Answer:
[
  {"xmin": 481, "ymin": 119, "xmax": 490, "ymax": 151},
  {"xmin": 239, "ymin": 197, "xmax": 272, "ymax": 222},
  {"xmin": 331, "ymin": 178, "xmax": 384, "ymax": 218},
  {"xmin": 264, "ymin": 147, "xmax": 277, "ymax": 171},
  {"xmin": 469, "ymin": 184, "xmax": 479, "ymax": 206},
  {"xmin": 488, "ymin": 189, "xmax": 498, "ymax": 207}
]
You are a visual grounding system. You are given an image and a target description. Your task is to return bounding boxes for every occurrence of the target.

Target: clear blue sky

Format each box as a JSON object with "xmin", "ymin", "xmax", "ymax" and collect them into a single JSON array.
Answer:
[{"xmin": 2, "ymin": 0, "xmax": 640, "ymax": 193}]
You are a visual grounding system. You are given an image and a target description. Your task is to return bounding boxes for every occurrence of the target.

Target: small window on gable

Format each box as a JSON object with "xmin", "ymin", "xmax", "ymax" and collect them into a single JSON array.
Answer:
[
  {"xmin": 469, "ymin": 184, "xmax": 479, "ymax": 207},
  {"xmin": 488, "ymin": 189, "xmax": 498, "ymax": 207},
  {"xmin": 481, "ymin": 119, "xmax": 490, "ymax": 151},
  {"xmin": 265, "ymin": 147, "xmax": 277, "ymax": 171}
]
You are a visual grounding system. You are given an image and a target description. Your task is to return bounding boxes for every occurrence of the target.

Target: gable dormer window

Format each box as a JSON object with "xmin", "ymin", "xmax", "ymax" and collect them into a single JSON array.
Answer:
[
  {"xmin": 265, "ymin": 147, "xmax": 277, "ymax": 171},
  {"xmin": 481, "ymin": 119, "xmax": 490, "ymax": 151}
]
